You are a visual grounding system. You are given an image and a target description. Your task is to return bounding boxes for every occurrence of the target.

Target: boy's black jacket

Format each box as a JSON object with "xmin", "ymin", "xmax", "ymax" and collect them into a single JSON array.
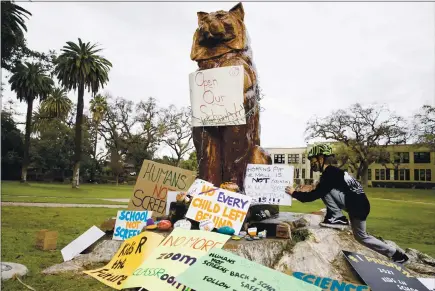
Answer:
[{"xmin": 292, "ymin": 166, "xmax": 370, "ymax": 220}]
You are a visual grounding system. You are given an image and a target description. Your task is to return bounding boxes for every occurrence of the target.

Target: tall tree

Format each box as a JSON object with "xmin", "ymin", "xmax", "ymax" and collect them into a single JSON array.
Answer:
[
  {"xmin": 1, "ymin": 1, "xmax": 55, "ymax": 72},
  {"xmin": 305, "ymin": 103, "xmax": 408, "ymax": 187},
  {"xmin": 1, "ymin": 109, "xmax": 24, "ymax": 180},
  {"xmin": 1, "ymin": 1, "xmax": 30, "ymax": 71},
  {"xmin": 54, "ymin": 38, "xmax": 112, "ymax": 188},
  {"xmin": 89, "ymin": 93, "xmax": 108, "ymax": 181},
  {"xmin": 129, "ymin": 97, "xmax": 167, "ymax": 171},
  {"xmin": 413, "ymin": 105, "xmax": 435, "ymax": 150},
  {"xmin": 162, "ymin": 105, "xmax": 194, "ymax": 166},
  {"xmin": 9, "ymin": 62, "xmax": 53, "ymax": 182},
  {"xmin": 41, "ymin": 87, "xmax": 72, "ymax": 120}
]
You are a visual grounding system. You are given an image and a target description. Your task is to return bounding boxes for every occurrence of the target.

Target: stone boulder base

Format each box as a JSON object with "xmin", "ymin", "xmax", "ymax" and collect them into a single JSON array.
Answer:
[{"xmin": 42, "ymin": 213, "xmax": 435, "ymax": 284}]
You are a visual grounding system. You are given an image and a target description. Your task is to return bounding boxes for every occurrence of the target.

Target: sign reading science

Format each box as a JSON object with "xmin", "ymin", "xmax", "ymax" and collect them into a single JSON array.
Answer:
[{"xmin": 128, "ymin": 160, "xmax": 196, "ymax": 217}]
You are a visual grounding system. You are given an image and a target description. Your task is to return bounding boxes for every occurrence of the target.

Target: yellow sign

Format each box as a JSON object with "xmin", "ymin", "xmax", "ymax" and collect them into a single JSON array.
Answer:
[
  {"xmin": 128, "ymin": 160, "xmax": 196, "ymax": 217},
  {"xmin": 83, "ymin": 231, "xmax": 164, "ymax": 289},
  {"xmin": 122, "ymin": 228, "xmax": 230, "ymax": 290}
]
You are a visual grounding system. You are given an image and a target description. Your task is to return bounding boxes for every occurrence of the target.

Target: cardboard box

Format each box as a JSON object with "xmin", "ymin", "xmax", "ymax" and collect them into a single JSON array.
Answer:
[{"xmin": 35, "ymin": 229, "xmax": 58, "ymax": 250}]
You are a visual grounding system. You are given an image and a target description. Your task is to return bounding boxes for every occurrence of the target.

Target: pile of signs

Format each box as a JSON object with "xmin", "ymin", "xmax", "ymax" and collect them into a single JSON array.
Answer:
[{"xmin": 55, "ymin": 159, "xmax": 432, "ymax": 291}]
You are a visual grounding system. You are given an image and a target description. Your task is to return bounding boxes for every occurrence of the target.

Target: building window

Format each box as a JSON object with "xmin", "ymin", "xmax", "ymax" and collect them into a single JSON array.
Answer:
[
  {"xmin": 295, "ymin": 168, "xmax": 300, "ymax": 179},
  {"xmin": 310, "ymin": 168, "xmax": 313, "ymax": 178},
  {"xmin": 288, "ymin": 154, "xmax": 299, "ymax": 164},
  {"xmin": 380, "ymin": 169, "xmax": 385, "ymax": 180},
  {"xmin": 375, "ymin": 169, "xmax": 380, "ymax": 180},
  {"xmin": 415, "ymin": 169, "xmax": 432, "ymax": 181},
  {"xmin": 395, "ymin": 169, "xmax": 410, "ymax": 181},
  {"xmin": 368, "ymin": 169, "xmax": 372, "ymax": 181},
  {"xmin": 414, "ymin": 152, "xmax": 431, "ymax": 164},
  {"xmin": 393, "ymin": 152, "xmax": 410, "ymax": 164},
  {"xmin": 386, "ymin": 169, "xmax": 390, "ymax": 180},
  {"xmin": 302, "ymin": 154, "xmax": 306, "ymax": 164},
  {"xmin": 302, "ymin": 169, "xmax": 306, "ymax": 179},
  {"xmin": 274, "ymin": 154, "xmax": 285, "ymax": 164}
]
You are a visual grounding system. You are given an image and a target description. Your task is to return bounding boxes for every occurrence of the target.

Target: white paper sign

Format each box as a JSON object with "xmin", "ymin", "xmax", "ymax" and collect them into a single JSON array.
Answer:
[
  {"xmin": 186, "ymin": 179, "xmax": 215, "ymax": 196},
  {"xmin": 61, "ymin": 226, "xmax": 105, "ymax": 261},
  {"xmin": 189, "ymin": 66, "xmax": 245, "ymax": 127},
  {"xmin": 185, "ymin": 187, "xmax": 252, "ymax": 234},
  {"xmin": 244, "ymin": 164, "xmax": 294, "ymax": 206},
  {"xmin": 166, "ymin": 191, "xmax": 181, "ymax": 215},
  {"xmin": 113, "ymin": 210, "xmax": 152, "ymax": 241}
]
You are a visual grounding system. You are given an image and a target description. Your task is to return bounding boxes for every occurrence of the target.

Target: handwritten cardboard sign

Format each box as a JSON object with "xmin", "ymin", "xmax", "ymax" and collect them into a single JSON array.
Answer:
[
  {"xmin": 128, "ymin": 160, "xmax": 196, "ymax": 217},
  {"xmin": 61, "ymin": 226, "xmax": 105, "ymax": 262},
  {"xmin": 84, "ymin": 231, "xmax": 165, "ymax": 290},
  {"xmin": 190, "ymin": 65, "xmax": 245, "ymax": 127},
  {"xmin": 343, "ymin": 250, "xmax": 430, "ymax": 291},
  {"xmin": 244, "ymin": 164, "xmax": 294, "ymax": 205},
  {"xmin": 122, "ymin": 228, "xmax": 230, "ymax": 290},
  {"xmin": 288, "ymin": 271, "xmax": 370, "ymax": 291},
  {"xmin": 185, "ymin": 186, "xmax": 252, "ymax": 234},
  {"xmin": 176, "ymin": 248, "xmax": 321, "ymax": 291},
  {"xmin": 113, "ymin": 210, "xmax": 152, "ymax": 241}
]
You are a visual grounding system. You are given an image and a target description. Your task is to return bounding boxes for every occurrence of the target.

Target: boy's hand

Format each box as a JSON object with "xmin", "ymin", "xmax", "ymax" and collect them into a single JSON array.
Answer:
[{"xmin": 285, "ymin": 186, "xmax": 295, "ymax": 195}]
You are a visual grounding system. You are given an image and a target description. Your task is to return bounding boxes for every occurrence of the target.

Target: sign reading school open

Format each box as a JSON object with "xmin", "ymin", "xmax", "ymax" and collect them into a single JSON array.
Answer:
[{"xmin": 128, "ymin": 160, "xmax": 196, "ymax": 217}]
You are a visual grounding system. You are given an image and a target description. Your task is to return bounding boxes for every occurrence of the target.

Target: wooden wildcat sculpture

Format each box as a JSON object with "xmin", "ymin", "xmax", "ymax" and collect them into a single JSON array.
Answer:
[{"xmin": 191, "ymin": 2, "xmax": 272, "ymax": 193}]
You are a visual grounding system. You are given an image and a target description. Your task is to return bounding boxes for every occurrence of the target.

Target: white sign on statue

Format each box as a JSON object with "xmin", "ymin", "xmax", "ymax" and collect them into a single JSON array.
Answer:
[
  {"xmin": 189, "ymin": 66, "xmax": 245, "ymax": 127},
  {"xmin": 244, "ymin": 164, "xmax": 294, "ymax": 206}
]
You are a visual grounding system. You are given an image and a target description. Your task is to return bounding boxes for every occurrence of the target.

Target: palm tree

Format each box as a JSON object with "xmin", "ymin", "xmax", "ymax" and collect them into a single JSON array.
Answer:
[
  {"xmin": 41, "ymin": 87, "xmax": 72, "ymax": 120},
  {"xmin": 9, "ymin": 62, "xmax": 54, "ymax": 182},
  {"xmin": 89, "ymin": 93, "xmax": 108, "ymax": 181},
  {"xmin": 54, "ymin": 38, "xmax": 112, "ymax": 188},
  {"xmin": 1, "ymin": 1, "xmax": 31, "ymax": 70}
]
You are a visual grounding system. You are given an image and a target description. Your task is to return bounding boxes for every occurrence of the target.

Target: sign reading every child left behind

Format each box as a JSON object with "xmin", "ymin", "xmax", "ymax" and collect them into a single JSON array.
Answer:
[
  {"xmin": 122, "ymin": 228, "xmax": 230, "ymax": 290},
  {"xmin": 128, "ymin": 160, "xmax": 196, "ymax": 217},
  {"xmin": 176, "ymin": 248, "xmax": 321, "ymax": 291},
  {"xmin": 185, "ymin": 186, "xmax": 252, "ymax": 234},
  {"xmin": 343, "ymin": 250, "xmax": 430, "ymax": 291},
  {"xmin": 113, "ymin": 210, "xmax": 152, "ymax": 240},
  {"xmin": 84, "ymin": 231, "xmax": 164, "ymax": 290},
  {"xmin": 244, "ymin": 164, "xmax": 294, "ymax": 206}
]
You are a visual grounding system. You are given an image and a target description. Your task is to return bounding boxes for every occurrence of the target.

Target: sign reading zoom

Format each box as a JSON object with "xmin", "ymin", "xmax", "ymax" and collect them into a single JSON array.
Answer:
[{"xmin": 342, "ymin": 250, "xmax": 430, "ymax": 291}]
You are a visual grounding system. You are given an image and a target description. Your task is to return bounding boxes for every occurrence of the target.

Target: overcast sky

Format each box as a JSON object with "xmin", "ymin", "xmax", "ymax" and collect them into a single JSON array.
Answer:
[{"xmin": 2, "ymin": 1, "xmax": 434, "ymax": 156}]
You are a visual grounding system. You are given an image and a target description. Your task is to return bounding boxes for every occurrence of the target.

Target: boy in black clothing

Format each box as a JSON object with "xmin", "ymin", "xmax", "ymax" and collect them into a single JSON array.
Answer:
[{"xmin": 285, "ymin": 144, "xmax": 409, "ymax": 264}]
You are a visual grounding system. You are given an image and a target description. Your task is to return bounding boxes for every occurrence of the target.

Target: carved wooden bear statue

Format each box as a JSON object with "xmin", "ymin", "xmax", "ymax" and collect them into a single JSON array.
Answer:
[{"xmin": 190, "ymin": 2, "xmax": 272, "ymax": 194}]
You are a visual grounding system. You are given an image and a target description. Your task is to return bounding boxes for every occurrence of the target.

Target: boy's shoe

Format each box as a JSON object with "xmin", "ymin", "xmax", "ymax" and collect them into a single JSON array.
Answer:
[
  {"xmin": 392, "ymin": 250, "xmax": 409, "ymax": 264},
  {"xmin": 319, "ymin": 216, "xmax": 350, "ymax": 229}
]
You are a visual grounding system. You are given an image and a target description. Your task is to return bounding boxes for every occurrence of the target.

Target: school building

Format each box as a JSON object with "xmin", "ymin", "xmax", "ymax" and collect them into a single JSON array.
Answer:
[{"xmin": 265, "ymin": 143, "xmax": 435, "ymax": 189}]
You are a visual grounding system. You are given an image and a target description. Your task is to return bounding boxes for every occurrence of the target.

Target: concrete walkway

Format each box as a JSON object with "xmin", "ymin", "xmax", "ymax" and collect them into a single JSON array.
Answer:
[{"xmin": 1, "ymin": 202, "xmax": 128, "ymax": 208}]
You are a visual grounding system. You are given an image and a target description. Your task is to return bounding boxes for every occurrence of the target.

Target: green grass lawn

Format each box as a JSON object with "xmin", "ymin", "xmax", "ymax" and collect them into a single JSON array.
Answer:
[
  {"xmin": 1, "ymin": 181, "xmax": 133, "ymax": 199},
  {"xmin": 1, "ymin": 196, "xmax": 128, "ymax": 205},
  {"xmin": 1, "ymin": 182, "xmax": 434, "ymax": 290},
  {"xmin": 1, "ymin": 207, "xmax": 116, "ymax": 291}
]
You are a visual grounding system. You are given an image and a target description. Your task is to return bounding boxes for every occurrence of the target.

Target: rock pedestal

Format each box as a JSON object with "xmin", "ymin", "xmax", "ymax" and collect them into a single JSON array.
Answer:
[{"xmin": 42, "ymin": 212, "xmax": 435, "ymax": 285}]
